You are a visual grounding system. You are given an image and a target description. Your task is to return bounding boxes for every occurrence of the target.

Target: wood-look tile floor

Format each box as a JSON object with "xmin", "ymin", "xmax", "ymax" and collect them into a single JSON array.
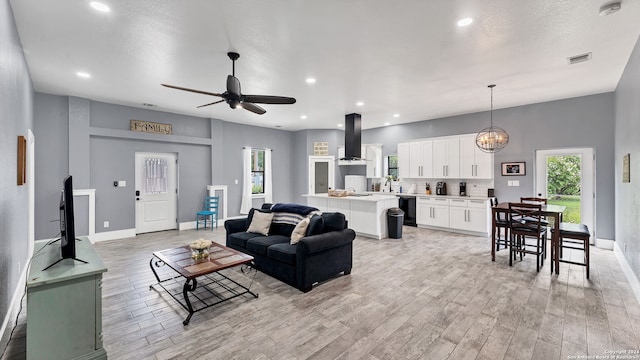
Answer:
[{"xmin": 3, "ymin": 226, "xmax": 640, "ymax": 360}]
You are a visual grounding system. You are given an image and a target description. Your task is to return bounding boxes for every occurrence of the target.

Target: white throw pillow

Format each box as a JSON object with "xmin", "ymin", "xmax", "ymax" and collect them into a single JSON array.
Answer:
[
  {"xmin": 290, "ymin": 217, "xmax": 310, "ymax": 244},
  {"xmin": 246, "ymin": 211, "xmax": 273, "ymax": 236}
]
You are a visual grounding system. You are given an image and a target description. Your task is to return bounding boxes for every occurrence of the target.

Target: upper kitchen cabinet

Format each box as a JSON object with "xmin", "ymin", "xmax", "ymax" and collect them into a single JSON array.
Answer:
[
  {"xmin": 339, "ymin": 144, "xmax": 382, "ymax": 178},
  {"xmin": 459, "ymin": 134, "xmax": 493, "ymax": 179},
  {"xmin": 397, "ymin": 142, "xmax": 410, "ymax": 179},
  {"xmin": 397, "ymin": 140, "xmax": 433, "ymax": 179},
  {"xmin": 365, "ymin": 144, "xmax": 382, "ymax": 178},
  {"xmin": 433, "ymin": 137, "xmax": 460, "ymax": 178}
]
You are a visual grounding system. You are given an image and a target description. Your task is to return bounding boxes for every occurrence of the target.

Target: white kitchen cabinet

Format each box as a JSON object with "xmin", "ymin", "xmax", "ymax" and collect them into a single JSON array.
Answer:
[
  {"xmin": 397, "ymin": 140, "xmax": 432, "ymax": 179},
  {"xmin": 433, "ymin": 137, "xmax": 460, "ymax": 178},
  {"xmin": 397, "ymin": 142, "xmax": 410, "ymax": 179},
  {"xmin": 305, "ymin": 194, "xmax": 399, "ymax": 239},
  {"xmin": 416, "ymin": 197, "xmax": 449, "ymax": 228},
  {"xmin": 460, "ymin": 134, "xmax": 493, "ymax": 179},
  {"xmin": 366, "ymin": 145, "xmax": 383, "ymax": 178},
  {"xmin": 448, "ymin": 198, "xmax": 490, "ymax": 233},
  {"xmin": 408, "ymin": 140, "xmax": 433, "ymax": 178}
]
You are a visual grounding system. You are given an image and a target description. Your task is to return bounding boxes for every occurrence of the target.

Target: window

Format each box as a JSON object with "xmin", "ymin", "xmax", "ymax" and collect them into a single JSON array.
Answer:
[
  {"xmin": 388, "ymin": 155, "xmax": 398, "ymax": 180},
  {"xmin": 251, "ymin": 149, "xmax": 265, "ymax": 194}
]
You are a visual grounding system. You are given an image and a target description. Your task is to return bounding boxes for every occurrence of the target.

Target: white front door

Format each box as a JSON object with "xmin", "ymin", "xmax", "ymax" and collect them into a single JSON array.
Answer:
[
  {"xmin": 535, "ymin": 148, "xmax": 595, "ymax": 243},
  {"xmin": 135, "ymin": 152, "xmax": 178, "ymax": 234}
]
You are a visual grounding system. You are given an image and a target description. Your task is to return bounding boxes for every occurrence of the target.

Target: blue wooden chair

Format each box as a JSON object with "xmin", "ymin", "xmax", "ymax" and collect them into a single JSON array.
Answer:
[{"xmin": 196, "ymin": 196, "xmax": 219, "ymax": 230}]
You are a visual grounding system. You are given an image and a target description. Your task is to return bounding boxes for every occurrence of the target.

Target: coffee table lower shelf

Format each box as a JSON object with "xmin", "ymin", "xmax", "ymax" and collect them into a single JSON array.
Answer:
[{"xmin": 149, "ymin": 257, "xmax": 259, "ymax": 325}]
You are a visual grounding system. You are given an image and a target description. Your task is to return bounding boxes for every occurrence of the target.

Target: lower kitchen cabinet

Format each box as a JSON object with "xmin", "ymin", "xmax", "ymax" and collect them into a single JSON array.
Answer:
[
  {"xmin": 416, "ymin": 197, "xmax": 450, "ymax": 228},
  {"xmin": 417, "ymin": 196, "xmax": 490, "ymax": 236}
]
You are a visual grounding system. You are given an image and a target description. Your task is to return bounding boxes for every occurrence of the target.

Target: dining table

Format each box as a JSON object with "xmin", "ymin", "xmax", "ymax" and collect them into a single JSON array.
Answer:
[{"xmin": 491, "ymin": 202, "xmax": 566, "ymax": 274}]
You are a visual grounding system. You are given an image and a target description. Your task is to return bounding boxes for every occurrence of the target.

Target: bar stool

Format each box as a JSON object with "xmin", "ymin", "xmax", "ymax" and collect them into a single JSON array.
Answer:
[
  {"xmin": 492, "ymin": 198, "xmax": 510, "ymax": 252},
  {"xmin": 551, "ymin": 223, "xmax": 590, "ymax": 278}
]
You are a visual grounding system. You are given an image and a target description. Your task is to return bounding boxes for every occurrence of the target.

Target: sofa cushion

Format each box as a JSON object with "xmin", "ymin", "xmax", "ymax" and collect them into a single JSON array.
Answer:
[
  {"xmin": 267, "ymin": 243, "xmax": 298, "ymax": 265},
  {"xmin": 290, "ymin": 217, "xmax": 310, "ymax": 244},
  {"xmin": 228, "ymin": 231, "xmax": 262, "ymax": 249},
  {"xmin": 305, "ymin": 214, "xmax": 324, "ymax": 236},
  {"xmin": 247, "ymin": 211, "xmax": 274, "ymax": 236},
  {"xmin": 321, "ymin": 212, "xmax": 346, "ymax": 232},
  {"xmin": 246, "ymin": 235, "xmax": 290, "ymax": 255}
]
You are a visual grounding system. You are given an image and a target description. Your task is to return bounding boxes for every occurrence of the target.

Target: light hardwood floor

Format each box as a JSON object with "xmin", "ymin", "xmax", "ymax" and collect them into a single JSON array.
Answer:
[{"xmin": 3, "ymin": 226, "xmax": 640, "ymax": 360}]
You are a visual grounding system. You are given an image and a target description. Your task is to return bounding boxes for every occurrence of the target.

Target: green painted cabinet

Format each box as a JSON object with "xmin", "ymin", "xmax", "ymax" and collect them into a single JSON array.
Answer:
[{"xmin": 27, "ymin": 238, "xmax": 107, "ymax": 360}]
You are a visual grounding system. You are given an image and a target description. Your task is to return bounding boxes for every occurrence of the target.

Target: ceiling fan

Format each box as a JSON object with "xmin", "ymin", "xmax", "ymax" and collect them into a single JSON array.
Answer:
[{"xmin": 161, "ymin": 52, "xmax": 296, "ymax": 115}]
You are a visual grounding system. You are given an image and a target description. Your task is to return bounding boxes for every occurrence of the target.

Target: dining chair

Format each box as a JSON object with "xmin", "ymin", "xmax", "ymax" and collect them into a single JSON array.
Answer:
[
  {"xmin": 196, "ymin": 196, "xmax": 219, "ymax": 230},
  {"xmin": 508, "ymin": 202, "xmax": 547, "ymax": 272},
  {"xmin": 520, "ymin": 196, "xmax": 550, "ymax": 257}
]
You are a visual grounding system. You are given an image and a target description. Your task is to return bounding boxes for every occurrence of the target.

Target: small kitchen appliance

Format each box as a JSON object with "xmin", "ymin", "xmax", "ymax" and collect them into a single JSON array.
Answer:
[
  {"xmin": 459, "ymin": 182, "xmax": 467, "ymax": 196},
  {"xmin": 436, "ymin": 181, "xmax": 447, "ymax": 195}
]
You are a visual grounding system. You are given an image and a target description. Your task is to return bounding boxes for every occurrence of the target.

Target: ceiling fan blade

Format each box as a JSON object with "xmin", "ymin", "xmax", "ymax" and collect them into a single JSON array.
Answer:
[
  {"xmin": 240, "ymin": 102, "xmax": 266, "ymax": 115},
  {"xmin": 227, "ymin": 75, "xmax": 241, "ymax": 96},
  {"xmin": 161, "ymin": 84, "xmax": 223, "ymax": 97},
  {"xmin": 196, "ymin": 99, "xmax": 225, "ymax": 108},
  {"xmin": 242, "ymin": 95, "xmax": 296, "ymax": 104}
]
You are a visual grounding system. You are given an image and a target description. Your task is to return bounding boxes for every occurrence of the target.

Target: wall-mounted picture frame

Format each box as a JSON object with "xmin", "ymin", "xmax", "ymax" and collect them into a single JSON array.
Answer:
[
  {"xmin": 501, "ymin": 161, "xmax": 526, "ymax": 176},
  {"xmin": 623, "ymin": 153, "xmax": 630, "ymax": 183},
  {"xmin": 17, "ymin": 135, "xmax": 26, "ymax": 185}
]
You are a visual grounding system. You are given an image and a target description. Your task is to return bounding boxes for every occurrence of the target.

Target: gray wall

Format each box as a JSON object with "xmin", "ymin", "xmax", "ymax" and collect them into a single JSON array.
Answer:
[
  {"xmin": 0, "ymin": 0, "xmax": 34, "ymax": 347},
  {"xmin": 33, "ymin": 95, "xmax": 296, "ymax": 238},
  {"xmin": 615, "ymin": 34, "xmax": 640, "ymax": 279},
  {"xmin": 221, "ymin": 122, "xmax": 294, "ymax": 214},
  {"xmin": 362, "ymin": 92, "xmax": 616, "ymax": 239}
]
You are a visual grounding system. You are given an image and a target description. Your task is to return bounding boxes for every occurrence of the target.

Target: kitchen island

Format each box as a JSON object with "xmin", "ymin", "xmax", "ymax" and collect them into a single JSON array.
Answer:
[{"xmin": 304, "ymin": 193, "xmax": 399, "ymax": 239}]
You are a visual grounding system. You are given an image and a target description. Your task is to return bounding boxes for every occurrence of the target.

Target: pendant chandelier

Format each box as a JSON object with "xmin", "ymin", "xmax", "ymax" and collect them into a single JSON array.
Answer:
[{"xmin": 476, "ymin": 84, "xmax": 509, "ymax": 153}]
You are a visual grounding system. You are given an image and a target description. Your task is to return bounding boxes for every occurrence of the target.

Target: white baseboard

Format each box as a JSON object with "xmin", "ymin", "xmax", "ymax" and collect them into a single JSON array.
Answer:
[
  {"xmin": 92, "ymin": 228, "xmax": 136, "ymax": 242},
  {"xmin": 179, "ymin": 221, "xmax": 197, "ymax": 230},
  {"xmin": 0, "ymin": 259, "xmax": 29, "ymax": 356},
  {"xmin": 614, "ymin": 242, "xmax": 640, "ymax": 305},
  {"xmin": 596, "ymin": 238, "xmax": 614, "ymax": 250}
]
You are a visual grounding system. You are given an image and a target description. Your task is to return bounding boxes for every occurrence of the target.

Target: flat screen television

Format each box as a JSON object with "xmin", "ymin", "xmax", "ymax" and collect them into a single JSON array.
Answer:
[
  {"xmin": 43, "ymin": 175, "xmax": 87, "ymax": 270},
  {"xmin": 60, "ymin": 175, "xmax": 76, "ymax": 259}
]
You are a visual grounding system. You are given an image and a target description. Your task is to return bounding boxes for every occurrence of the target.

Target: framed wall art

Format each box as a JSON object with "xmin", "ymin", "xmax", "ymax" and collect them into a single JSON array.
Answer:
[
  {"xmin": 501, "ymin": 162, "xmax": 526, "ymax": 176},
  {"xmin": 623, "ymin": 153, "xmax": 630, "ymax": 183}
]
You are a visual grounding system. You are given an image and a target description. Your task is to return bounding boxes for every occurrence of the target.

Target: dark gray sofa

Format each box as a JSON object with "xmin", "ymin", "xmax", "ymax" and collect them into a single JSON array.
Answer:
[{"xmin": 224, "ymin": 204, "xmax": 355, "ymax": 292}]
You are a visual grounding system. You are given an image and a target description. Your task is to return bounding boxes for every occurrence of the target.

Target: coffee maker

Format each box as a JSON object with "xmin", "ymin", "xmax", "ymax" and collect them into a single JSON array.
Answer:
[
  {"xmin": 459, "ymin": 182, "xmax": 467, "ymax": 196},
  {"xmin": 436, "ymin": 181, "xmax": 447, "ymax": 195}
]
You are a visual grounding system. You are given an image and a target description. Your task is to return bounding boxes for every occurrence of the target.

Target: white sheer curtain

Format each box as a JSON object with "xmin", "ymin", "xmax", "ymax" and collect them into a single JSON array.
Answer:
[
  {"xmin": 264, "ymin": 148, "xmax": 273, "ymax": 203},
  {"xmin": 240, "ymin": 147, "xmax": 253, "ymax": 214}
]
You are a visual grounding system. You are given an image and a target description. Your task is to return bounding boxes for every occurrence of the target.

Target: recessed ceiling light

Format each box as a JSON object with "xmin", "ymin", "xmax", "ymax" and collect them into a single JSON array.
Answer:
[
  {"xmin": 305, "ymin": 77, "xmax": 316, "ymax": 84},
  {"xmin": 457, "ymin": 17, "xmax": 473, "ymax": 27},
  {"xmin": 90, "ymin": 1, "xmax": 110, "ymax": 12},
  {"xmin": 275, "ymin": 125, "xmax": 282, "ymax": 128},
  {"xmin": 393, "ymin": 114, "xmax": 400, "ymax": 118},
  {"xmin": 300, "ymin": 115, "xmax": 307, "ymax": 119},
  {"xmin": 384, "ymin": 122, "xmax": 391, "ymax": 126},
  {"xmin": 142, "ymin": 103, "xmax": 156, "ymax": 107},
  {"xmin": 356, "ymin": 101, "xmax": 364, "ymax": 107},
  {"xmin": 76, "ymin": 71, "xmax": 91, "ymax": 78},
  {"xmin": 337, "ymin": 123, "xmax": 343, "ymax": 127}
]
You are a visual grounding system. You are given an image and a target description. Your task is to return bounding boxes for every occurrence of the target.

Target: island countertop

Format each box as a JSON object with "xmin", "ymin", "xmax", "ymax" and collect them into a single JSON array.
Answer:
[{"xmin": 303, "ymin": 193, "xmax": 398, "ymax": 202}]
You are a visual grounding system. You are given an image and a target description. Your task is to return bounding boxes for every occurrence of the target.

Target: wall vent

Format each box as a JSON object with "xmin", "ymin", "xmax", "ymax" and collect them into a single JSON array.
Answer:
[{"xmin": 568, "ymin": 52, "xmax": 592, "ymax": 65}]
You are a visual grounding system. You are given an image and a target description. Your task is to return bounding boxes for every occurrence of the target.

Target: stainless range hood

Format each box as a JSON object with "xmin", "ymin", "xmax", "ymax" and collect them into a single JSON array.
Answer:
[{"xmin": 339, "ymin": 113, "xmax": 367, "ymax": 165}]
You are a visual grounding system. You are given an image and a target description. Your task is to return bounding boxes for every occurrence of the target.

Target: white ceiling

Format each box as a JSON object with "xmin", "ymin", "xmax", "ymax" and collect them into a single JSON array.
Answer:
[{"xmin": 9, "ymin": 0, "xmax": 640, "ymax": 131}]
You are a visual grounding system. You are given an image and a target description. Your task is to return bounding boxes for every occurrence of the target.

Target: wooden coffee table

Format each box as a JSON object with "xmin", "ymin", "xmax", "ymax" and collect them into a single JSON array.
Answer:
[{"xmin": 149, "ymin": 242, "xmax": 258, "ymax": 325}]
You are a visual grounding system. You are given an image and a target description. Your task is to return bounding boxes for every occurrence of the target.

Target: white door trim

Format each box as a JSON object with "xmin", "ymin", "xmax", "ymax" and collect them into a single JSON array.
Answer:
[
  {"xmin": 27, "ymin": 129, "xmax": 35, "ymax": 256},
  {"xmin": 535, "ymin": 147, "xmax": 595, "ymax": 243},
  {"xmin": 308, "ymin": 156, "xmax": 335, "ymax": 194}
]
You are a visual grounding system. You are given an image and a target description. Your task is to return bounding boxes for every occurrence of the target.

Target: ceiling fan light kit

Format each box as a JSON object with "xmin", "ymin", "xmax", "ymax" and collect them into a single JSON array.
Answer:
[
  {"xmin": 599, "ymin": 1, "xmax": 622, "ymax": 16},
  {"xmin": 476, "ymin": 84, "xmax": 509, "ymax": 153},
  {"xmin": 161, "ymin": 52, "xmax": 296, "ymax": 115}
]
